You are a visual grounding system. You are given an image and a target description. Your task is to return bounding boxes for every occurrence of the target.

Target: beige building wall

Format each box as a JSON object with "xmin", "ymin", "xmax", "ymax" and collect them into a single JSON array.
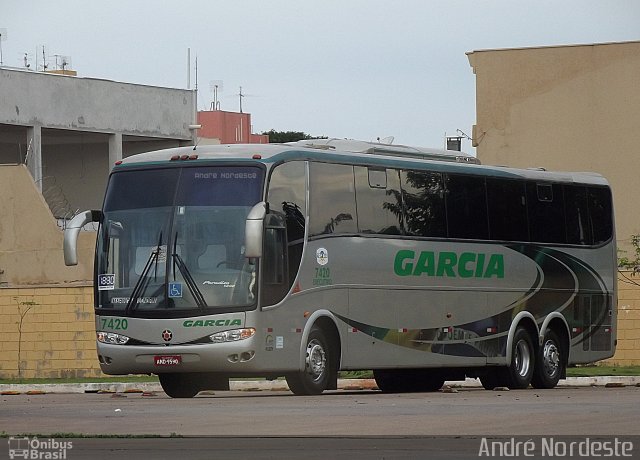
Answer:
[
  {"xmin": 0, "ymin": 164, "xmax": 101, "ymax": 378},
  {"xmin": 467, "ymin": 41, "xmax": 640, "ymax": 252}
]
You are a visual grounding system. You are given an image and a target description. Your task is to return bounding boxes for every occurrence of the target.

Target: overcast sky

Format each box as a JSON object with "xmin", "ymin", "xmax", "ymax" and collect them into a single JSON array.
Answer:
[{"xmin": 1, "ymin": 1, "xmax": 639, "ymax": 150}]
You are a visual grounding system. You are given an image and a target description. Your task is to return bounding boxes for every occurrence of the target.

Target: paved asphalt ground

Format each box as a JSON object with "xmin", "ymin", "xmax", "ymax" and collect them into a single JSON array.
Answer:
[
  {"xmin": 2, "ymin": 377, "xmax": 639, "ymax": 459},
  {"xmin": 1, "ymin": 375, "xmax": 639, "ymax": 394}
]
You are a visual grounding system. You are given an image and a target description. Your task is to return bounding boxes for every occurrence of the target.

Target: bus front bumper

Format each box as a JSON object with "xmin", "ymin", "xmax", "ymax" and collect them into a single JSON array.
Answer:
[{"xmin": 96, "ymin": 338, "xmax": 260, "ymax": 375}]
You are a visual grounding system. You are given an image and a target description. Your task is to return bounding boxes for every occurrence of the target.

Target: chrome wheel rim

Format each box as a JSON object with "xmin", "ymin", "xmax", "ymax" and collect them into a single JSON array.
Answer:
[
  {"xmin": 542, "ymin": 340, "xmax": 560, "ymax": 378},
  {"xmin": 305, "ymin": 339, "xmax": 326, "ymax": 382},
  {"xmin": 514, "ymin": 339, "xmax": 532, "ymax": 378}
]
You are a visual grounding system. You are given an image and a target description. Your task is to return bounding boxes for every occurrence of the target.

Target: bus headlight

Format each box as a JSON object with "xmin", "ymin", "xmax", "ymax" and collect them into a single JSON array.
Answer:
[
  {"xmin": 97, "ymin": 331, "xmax": 130, "ymax": 345},
  {"xmin": 209, "ymin": 328, "xmax": 256, "ymax": 343}
]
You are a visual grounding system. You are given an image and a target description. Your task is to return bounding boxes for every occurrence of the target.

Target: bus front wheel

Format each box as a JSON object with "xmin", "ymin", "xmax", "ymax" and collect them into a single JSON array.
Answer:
[
  {"xmin": 286, "ymin": 327, "xmax": 333, "ymax": 395},
  {"xmin": 159, "ymin": 373, "xmax": 200, "ymax": 398}
]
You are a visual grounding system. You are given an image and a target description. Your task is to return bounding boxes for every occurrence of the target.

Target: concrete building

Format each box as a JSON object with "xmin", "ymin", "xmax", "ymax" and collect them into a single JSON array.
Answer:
[
  {"xmin": 0, "ymin": 67, "xmax": 197, "ymax": 215},
  {"xmin": 467, "ymin": 40, "xmax": 640, "ymax": 252}
]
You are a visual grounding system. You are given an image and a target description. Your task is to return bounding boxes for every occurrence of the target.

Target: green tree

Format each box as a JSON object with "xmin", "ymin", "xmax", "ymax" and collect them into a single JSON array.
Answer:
[{"xmin": 262, "ymin": 130, "xmax": 326, "ymax": 143}]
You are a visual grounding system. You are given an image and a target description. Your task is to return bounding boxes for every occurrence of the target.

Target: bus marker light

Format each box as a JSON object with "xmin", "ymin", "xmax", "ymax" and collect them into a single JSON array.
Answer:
[
  {"xmin": 266, "ymin": 327, "xmax": 273, "ymax": 333},
  {"xmin": 114, "ymin": 160, "xmax": 123, "ymax": 166},
  {"xmin": 291, "ymin": 328, "xmax": 302, "ymax": 333},
  {"xmin": 189, "ymin": 154, "xmax": 198, "ymax": 160},
  {"xmin": 170, "ymin": 155, "xmax": 180, "ymax": 161},
  {"xmin": 486, "ymin": 327, "xmax": 497, "ymax": 333},
  {"xmin": 252, "ymin": 154, "xmax": 262, "ymax": 159},
  {"xmin": 303, "ymin": 311, "xmax": 310, "ymax": 318},
  {"xmin": 572, "ymin": 327, "xmax": 582, "ymax": 333},
  {"xmin": 398, "ymin": 328, "xmax": 408, "ymax": 333},
  {"xmin": 180, "ymin": 154, "xmax": 189, "ymax": 160}
]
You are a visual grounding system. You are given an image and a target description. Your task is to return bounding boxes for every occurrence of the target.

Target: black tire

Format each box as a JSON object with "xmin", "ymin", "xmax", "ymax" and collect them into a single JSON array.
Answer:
[
  {"xmin": 506, "ymin": 327, "xmax": 535, "ymax": 389},
  {"xmin": 374, "ymin": 369, "xmax": 445, "ymax": 393},
  {"xmin": 159, "ymin": 373, "xmax": 201, "ymax": 398},
  {"xmin": 479, "ymin": 368, "xmax": 510, "ymax": 390},
  {"xmin": 286, "ymin": 327, "xmax": 333, "ymax": 395},
  {"xmin": 531, "ymin": 329, "xmax": 565, "ymax": 389}
]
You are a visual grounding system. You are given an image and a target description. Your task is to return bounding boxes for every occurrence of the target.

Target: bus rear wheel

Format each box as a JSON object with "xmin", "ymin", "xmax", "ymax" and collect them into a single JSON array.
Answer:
[
  {"xmin": 159, "ymin": 373, "xmax": 200, "ymax": 398},
  {"xmin": 286, "ymin": 327, "xmax": 333, "ymax": 395},
  {"xmin": 374, "ymin": 369, "xmax": 445, "ymax": 393},
  {"xmin": 506, "ymin": 327, "xmax": 535, "ymax": 389},
  {"xmin": 531, "ymin": 329, "xmax": 564, "ymax": 389}
]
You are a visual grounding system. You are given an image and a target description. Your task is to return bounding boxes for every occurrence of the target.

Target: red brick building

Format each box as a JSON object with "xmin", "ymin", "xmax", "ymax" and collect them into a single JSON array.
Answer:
[{"xmin": 197, "ymin": 110, "xmax": 269, "ymax": 144}]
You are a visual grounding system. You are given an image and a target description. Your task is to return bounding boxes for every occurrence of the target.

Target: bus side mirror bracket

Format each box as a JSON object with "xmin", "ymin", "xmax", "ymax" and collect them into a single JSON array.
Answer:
[
  {"xmin": 64, "ymin": 210, "xmax": 102, "ymax": 266},
  {"xmin": 245, "ymin": 201, "xmax": 267, "ymax": 258}
]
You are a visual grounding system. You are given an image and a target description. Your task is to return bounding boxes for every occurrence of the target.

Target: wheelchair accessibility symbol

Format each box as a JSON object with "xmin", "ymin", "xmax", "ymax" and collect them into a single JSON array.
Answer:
[{"xmin": 169, "ymin": 282, "xmax": 182, "ymax": 298}]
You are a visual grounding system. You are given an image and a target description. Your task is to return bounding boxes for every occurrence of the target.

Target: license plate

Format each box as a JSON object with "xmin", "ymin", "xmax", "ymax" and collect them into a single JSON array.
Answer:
[{"xmin": 154, "ymin": 355, "xmax": 182, "ymax": 366}]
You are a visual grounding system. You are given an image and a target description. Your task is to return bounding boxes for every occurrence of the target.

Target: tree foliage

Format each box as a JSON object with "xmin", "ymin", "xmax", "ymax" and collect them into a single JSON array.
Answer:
[{"xmin": 262, "ymin": 130, "xmax": 326, "ymax": 144}]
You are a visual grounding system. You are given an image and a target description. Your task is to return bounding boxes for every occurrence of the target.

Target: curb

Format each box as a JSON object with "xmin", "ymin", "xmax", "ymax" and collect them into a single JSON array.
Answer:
[{"xmin": 1, "ymin": 376, "xmax": 639, "ymax": 395}]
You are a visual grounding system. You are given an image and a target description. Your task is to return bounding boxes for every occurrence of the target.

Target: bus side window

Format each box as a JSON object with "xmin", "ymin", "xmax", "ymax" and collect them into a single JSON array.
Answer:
[
  {"xmin": 354, "ymin": 167, "xmax": 402, "ymax": 235},
  {"xmin": 486, "ymin": 178, "xmax": 528, "ymax": 242},
  {"xmin": 265, "ymin": 161, "xmax": 307, "ymax": 305},
  {"xmin": 444, "ymin": 174, "xmax": 489, "ymax": 240},
  {"xmin": 564, "ymin": 185, "xmax": 592, "ymax": 245},
  {"xmin": 588, "ymin": 186, "xmax": 613, "ymax": 245},
  {"xmin": 400, "ymin": 170, "xmax": 446, "ymax": 238},
  {"xmin": 309, "ymin": 163, "xmax": 358, "ymax": 236},
  {"xmin": 527, "ymin": 182, "xmax": 566, "ymax": 244}
]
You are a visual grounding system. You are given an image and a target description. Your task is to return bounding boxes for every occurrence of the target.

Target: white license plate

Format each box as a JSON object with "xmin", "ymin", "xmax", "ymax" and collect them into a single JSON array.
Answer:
[{"xmin": 154, "ymin": 355, "xmax": 182, "ymax": 366}]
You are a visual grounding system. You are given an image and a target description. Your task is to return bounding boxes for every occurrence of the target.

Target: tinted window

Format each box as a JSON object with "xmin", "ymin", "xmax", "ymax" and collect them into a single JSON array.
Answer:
[
  {"xmin": 267, "ymin": 161, "xmax": 307, "ymax": 296},
  {"xmin": 309, "ymin": 163, "xmax": 357, "ymax": 236},
  {"xmin": 355, "ymin": 167, "xmax": 402, "ymax": 235},
  {"xmin": 104, "ymin": 169, "xmax": 179, "ymax": 211},
  {"xmin": 564, "ymin": 185, "xmax": 592, "ymax": 245},
  {"xmin": 588, "ymin": 186, "xmax": 613, "ymax": 244},
  {"xmin": 487, "ymin": 179, "xmax": 528, "ymax": 241},
  {"xmin": 268, "ymin": 161, "xmax": 307, "ymax": 244},
  {"xmin": 445, "ymin": 174, "xmax": 489, "ymax": 240},
  {"xmin": 527, "ymin": 182, "xmax": 565, "ymax": 243},
  {"xmin": 401, "ymin": 170, "xmax": 446, "ymax": 238}
]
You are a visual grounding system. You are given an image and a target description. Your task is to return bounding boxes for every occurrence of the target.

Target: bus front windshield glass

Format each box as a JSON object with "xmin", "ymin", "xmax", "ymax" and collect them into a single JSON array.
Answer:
[{"xmin": 96, "ymin": 166, "xmax": 264, "ymax": 316}]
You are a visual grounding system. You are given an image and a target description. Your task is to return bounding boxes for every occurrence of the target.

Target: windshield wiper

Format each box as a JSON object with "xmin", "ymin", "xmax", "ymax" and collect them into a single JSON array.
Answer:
[
  {"xmin": 172, "ymin": 232, "xmax": 208, "ymax": 310},
  {"xmin": 125, "ymin": 231, "xmax": 162, "ymax": 315}
]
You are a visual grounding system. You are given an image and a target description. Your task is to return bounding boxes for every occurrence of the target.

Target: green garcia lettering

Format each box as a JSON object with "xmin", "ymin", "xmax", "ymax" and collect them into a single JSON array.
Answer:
[
  {"xmin": 394, "ymin": 250, "xmax": 504, "ymax": 278},
  {"xmin": 183, "ymin": 319, "xmax": 242, "ymax": 327}
]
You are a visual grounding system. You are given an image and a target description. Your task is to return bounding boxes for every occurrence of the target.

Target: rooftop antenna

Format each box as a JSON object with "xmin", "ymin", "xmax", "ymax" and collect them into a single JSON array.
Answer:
[
  {"xmin": 54, "ymin": 54, "xmax": 72, "ymax": 72},
  {"xmin": 0, "ymin": 28, "xmax": 7, "ymax": 66},
  {"xmin": 238, "ymin": 86, "xmax": 244, "ymax": 113},
  {"xmin": 209, "ymin": 80, "xmax": 223, "ymax": 110},
  {"xmin": 194, "ymin": 54, "xmax": 198, "ymax": 103},
  {"xmin": 23, "ymin": 53, "xmax": 31, "ymax": 69},
  {"xmin": 187, "ymin": 48, "xmax": 191, "ymax": 89},
  {"xmin": 40, "ymin": 45, "xmax": 49, "ymax": 71}
]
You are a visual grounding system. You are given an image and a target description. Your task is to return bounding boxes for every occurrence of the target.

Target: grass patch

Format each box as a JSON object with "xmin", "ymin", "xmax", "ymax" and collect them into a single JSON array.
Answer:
[
  {"xmin": 566, "ymin": 365, "xmax": 640, "ymax": 377},
  {"xmin": 0, "ymin": 432, "xmax": 182, "ymax": 438}
]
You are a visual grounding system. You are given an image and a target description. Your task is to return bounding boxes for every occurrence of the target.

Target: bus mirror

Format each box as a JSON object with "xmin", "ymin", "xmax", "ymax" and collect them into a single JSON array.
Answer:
[
  {"xmin": 245, "ymin": 201, "xmax": 267, "ymax": 258},
  {"xmin": 64, "ymin": 210, "xmax": 102, "ymax": 266}
]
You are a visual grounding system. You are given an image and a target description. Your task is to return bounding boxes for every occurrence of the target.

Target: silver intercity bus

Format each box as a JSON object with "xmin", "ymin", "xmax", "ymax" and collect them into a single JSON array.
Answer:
[{"xmin": 64, "ymin": 139, "xmax": 616, "ymax": 397}]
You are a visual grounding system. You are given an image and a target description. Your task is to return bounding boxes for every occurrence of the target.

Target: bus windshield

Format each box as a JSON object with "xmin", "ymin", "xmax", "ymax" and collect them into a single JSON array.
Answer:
[{"xmin": 96, "ymin": 166, "xmax": 264, "ymax": 317}]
